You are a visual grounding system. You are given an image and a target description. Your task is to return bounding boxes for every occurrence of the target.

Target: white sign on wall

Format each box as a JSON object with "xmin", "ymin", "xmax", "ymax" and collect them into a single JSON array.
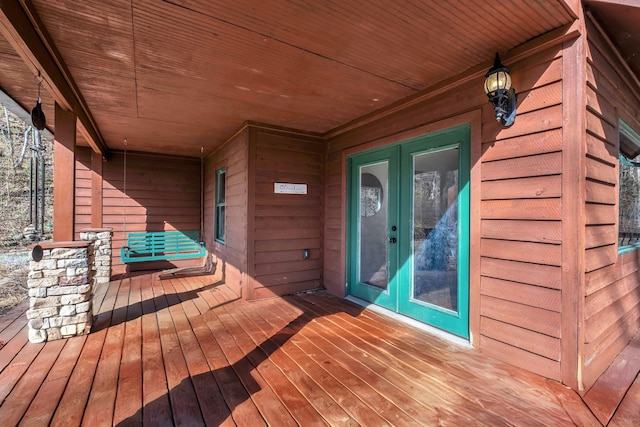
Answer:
[{"xmin": 274, "ymin": 183, "xmax": 307, "ymax": 194}]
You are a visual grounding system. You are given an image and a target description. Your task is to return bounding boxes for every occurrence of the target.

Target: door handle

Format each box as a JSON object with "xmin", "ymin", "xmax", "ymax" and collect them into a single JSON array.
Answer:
[{"xmin": 389, "ymin": 237, "xmax": 397, "ymax": 243}]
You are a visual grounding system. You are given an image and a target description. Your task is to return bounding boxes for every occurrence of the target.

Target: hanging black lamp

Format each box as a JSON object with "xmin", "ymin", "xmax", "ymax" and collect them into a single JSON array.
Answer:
[
  {"xmin": 31, "ymin": 73, "xmax": 46, "ymax": 131},
  {"xmin": 484, "ymin": 53, "xmax": 517, "ymax": 127}
]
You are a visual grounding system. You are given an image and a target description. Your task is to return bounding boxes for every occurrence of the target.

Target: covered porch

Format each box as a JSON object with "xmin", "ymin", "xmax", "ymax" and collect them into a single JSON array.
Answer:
[
  {"xmin": 0, "ymin": 271, "xmax": 634, "ymax": 426},
  {"xmin": 3, "ymin": 0, "xmax": 640, "ymax": 420}
]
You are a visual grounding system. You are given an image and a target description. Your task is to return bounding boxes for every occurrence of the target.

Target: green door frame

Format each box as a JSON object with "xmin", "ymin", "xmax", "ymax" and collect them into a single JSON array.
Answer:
[
  {"xmin": 347, "ymin": 145, "xmax": 399, "ymax": 311},
  {"xmin": 347, "ymin": 124, "xmax": 470, "ymax": 338}
]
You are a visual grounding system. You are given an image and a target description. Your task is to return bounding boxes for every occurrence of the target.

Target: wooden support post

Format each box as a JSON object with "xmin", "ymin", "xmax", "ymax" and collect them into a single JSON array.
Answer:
[
  {"xmin": 561, "ymin": 31, "xmax": 587, "ymax": 391},
  {"xmin": 53, "ymin": 102, "xmax": 76, "ymax": 241},
  {"xmin": 91, "ymin": 150, "xmax": 103, "ymax": 228}
]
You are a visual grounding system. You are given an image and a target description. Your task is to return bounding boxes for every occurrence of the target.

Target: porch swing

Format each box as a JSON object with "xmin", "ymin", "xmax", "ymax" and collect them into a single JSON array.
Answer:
[{"xmin": 120, "ymin": 141, "xmax": 206, "ymax": 263}]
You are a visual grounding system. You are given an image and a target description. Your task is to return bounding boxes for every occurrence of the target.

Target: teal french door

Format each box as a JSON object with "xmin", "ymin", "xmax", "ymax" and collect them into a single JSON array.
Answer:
[{"xmin": 348, "ymin": 125, "xmax": 470, "ymax": 338}]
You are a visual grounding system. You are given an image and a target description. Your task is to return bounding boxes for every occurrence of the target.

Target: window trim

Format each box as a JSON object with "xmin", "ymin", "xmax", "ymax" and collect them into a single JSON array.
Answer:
[
  {"xmin": 215, "ymin": 167, "xmax": 226, "ymax": 244},
  {"xmin": 618, "ymin": 119, "xmax": 640, "ymax": 254}
]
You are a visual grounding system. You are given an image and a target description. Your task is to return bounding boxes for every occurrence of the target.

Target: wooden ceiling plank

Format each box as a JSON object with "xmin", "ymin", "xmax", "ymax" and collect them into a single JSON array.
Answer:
[
  {"xmin": 33, "ymin": 0, "xmax": 135, "ymax": 79},
  {"xmin": 464, "ymin": 2, "xmax": 535, "ymax": 40},
  {"xmin": 141, "ymin": 1, "xmax": 427, "ymax": 89},
  {"xmin": 1, "ymin": 0, "xmax": 576, "ymax": 156},
  {"xmin": 131, "ymin": 2, "xmax": 415, "ymax": 118},
  {"xmin": 166, "ymin": 0, "xmax": 468, "ymax": 88},
  {"xmin": 137, "ymin": 0, "xmax": 449, "ymax": 96},
  {"xmin": 347, "ymin": 0, "xmax": 481, "ymax": 74},
  {"xmin": 529, "ymin": 2, "xmax": 574, "ymax": 28},
  {"xmin": 67, "ymin": 66, "xmax": 137, "ymax": 119},
  {"xmin": 0, "ymin": 0, "xmax": 110, "ymax": 158}
]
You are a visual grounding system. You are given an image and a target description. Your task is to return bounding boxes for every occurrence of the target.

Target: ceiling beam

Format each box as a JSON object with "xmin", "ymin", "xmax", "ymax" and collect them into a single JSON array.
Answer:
[
  {"xmin": 0, "ymin": 0, "xmax": 110, "ymax": 159},
  {"xmin": 559, "ymin": 0, "xmax": 581, "ymax": 19},
  {"xmin": 586, "ymin": 0, "xmax": 640, "ymax": 7}
]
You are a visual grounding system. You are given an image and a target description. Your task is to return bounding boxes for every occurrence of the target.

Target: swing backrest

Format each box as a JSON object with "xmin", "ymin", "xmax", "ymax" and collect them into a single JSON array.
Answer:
[{"xmin": 121, "ymin": 231, "xmax": 205, "ymax": 263}]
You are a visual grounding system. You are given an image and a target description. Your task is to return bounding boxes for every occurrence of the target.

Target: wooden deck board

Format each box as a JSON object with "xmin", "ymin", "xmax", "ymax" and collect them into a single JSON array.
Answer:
[
  {"xmin": 156, "ymin": 279, "xmax": 205, "ymax": 426},
  {"xmin": 0, "ymin": 272, "xmax": 635, "ymax": 426},
  {"xmin": 0, "ymin": 299, "xmax": 28, "ymax": 335},
  {"xmin": 299, "ymin": 303, "xmax": 495, "ymax": 424},
  {"xmin": 204, "ymin": 303, "xmax": 295, "ymax": 425},
  {"xmin": 583, "ymin": 331, "xmax": 640, "ymax": 425},
  {"xmin": 165, "ymin": 278, "xmax": 234, "ymax": 426},
  {"xmin": 0, "ymin": 323, "xmax": 28, "ymax": 372},
  {"xmin": 93, "ymin": 278, "xmax": 121, "ymax": 331},
  {"xmin": 91, "ymin": 279, "xmax": 110, "ymax": 318},
  {"xmin": 50, "ymin": 328, "xmax": 107, "ymax": 426},
  {"xmin": 141, "ymin": 307, "xmax": 172, "ymax": 426},
  {"xmin": 0, "ymin": 339, "xmax": 65, "ymax": 425},
  {"xmin": 260, "ymin": 318, "xmax": 389, "ymax": 425},
  {"xmin": 113, "ymin": 275, "xmax": 144, "ymax": 425},
  {"xmin": 298, "ymin": 293, "xmax": 569, "ymax": 425},
  {"xmin": 177, "ymin": 280, "xmax": 262, "ymax": 426},
  {"xmin": 223, "ymin": 297, "xmax": 333, "ymax": 426},
  {"xmin": 82, "ymin": 277, "xmax": 130, "ymax": 426},
  {"xmin": 0, "ymin": 333, "xmax": 44, "ymax": 405},
  {"xmin": 18, "ymin": 336, "xmax": 86, "ymax": 426},
  {"xmin": 81, "ymin": 323, "xmax": 124, "ymax": 426},
  {"xmin": 609, "ymin": 372, "xmax": 640, "ymax": 426}
]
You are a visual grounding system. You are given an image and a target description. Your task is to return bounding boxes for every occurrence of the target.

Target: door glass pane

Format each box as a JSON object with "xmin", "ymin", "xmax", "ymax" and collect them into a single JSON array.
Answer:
[
  {"xmin": 413, "ymin": 148, "xmax": 458, "ymax": 311},
  {"xmin": 359, "ymin": 162, "xmax": 388, "ymax": 288}
]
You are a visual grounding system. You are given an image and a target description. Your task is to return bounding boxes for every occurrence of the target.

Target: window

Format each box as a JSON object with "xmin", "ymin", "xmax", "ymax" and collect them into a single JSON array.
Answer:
[
  {"xmin": 618, "ymin": 120, "xmax": 640, "ymax": 252},
  {"xmin": 215, "ymin": 167, "xmax": 226, "ymax": 243}
]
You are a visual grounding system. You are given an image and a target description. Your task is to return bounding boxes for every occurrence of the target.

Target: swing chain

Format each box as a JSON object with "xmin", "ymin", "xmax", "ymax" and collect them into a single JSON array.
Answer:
[{"xmin": 123, "ymin": 139, "xmax": 127, "ymax": 236}]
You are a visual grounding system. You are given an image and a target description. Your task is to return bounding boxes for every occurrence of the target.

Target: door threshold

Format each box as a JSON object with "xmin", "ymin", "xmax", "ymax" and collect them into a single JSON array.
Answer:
[{"xmin": 345, "ymin": 295, "xmax": 472, "ymax": 349}]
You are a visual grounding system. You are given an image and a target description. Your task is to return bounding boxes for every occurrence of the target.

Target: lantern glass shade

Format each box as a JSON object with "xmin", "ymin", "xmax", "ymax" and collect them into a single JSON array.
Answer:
[
  {"xmin": 484, "ymin": 53, "xmax": 517, "ymax": 127},
  {"xmin": 484, "ymin": 70, "xmax": 511, "ymax": 96}
]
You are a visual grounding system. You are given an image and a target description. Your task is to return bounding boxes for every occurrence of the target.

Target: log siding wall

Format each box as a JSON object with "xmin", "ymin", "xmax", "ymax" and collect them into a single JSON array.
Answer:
[
  {"xmin": 204, "ymin": 129, "xmax": 249, "ymax": 298},
  {"xmin": 325, "ymin": 42, "xmax": 568, "ymax": 380},
  {"xmin": 247, "ymin": 127, "xmax": 324, "ymax": 300},
  {"xmin": 461, "ymin": 49, "xmax": 564, "ymax": 381},
  {"xmin": 581, "ymin": 16, "xmax": 640, "ymax": 391},
  {"xmin": 74, "ymin": 147, "xmax": 92, "ymax": 236},
  {"xmin": 98, "ymin": 152, "xmax": 201, "ymax": 276}
]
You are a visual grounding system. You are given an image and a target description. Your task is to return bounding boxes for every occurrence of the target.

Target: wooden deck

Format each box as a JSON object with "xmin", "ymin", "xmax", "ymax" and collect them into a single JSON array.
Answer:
[{"xmin": 0, "ymin": 272, "xmax": 634, "ymax": 426}]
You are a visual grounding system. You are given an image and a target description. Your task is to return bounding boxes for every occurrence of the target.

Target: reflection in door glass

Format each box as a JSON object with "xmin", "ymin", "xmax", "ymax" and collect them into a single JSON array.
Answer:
[
  {"xmin": 359, "ymin": 162, "xmax": 388, "ymax": 289},
  {"xmin": 413, "ymin": 148, "xmax": 458, "ymax": 311}
]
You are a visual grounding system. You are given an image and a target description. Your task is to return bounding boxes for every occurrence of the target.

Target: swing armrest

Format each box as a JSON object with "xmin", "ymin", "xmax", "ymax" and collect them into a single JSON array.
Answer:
[{"xmin": 120, "ymin": 245, "xmax": 131, "ymax": 261}]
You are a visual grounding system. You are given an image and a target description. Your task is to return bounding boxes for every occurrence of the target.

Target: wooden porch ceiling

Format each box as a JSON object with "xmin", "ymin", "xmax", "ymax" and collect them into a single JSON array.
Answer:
[
  {"xmin": 0, "ymin": 272, "xmax": 608, "ymax": 425},
  {"xmin": 585, "ymin": 0, "xmax": 640, "ymax": 82},
  {"xmin": 0, "ymin": 0, "xmax": 576, "ymax": 157}
]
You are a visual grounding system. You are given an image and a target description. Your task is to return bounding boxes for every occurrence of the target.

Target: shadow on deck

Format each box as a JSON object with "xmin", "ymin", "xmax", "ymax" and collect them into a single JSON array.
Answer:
[{"xmin": 0, "ymin": 271, "xmax": 638, "ymax": 425}]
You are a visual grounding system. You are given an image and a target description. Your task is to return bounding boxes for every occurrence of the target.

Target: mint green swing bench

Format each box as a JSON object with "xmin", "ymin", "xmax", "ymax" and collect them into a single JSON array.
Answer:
[
  {"xmin": 120, "ymin": 231, "xmax": 206, "ymax": 263},
  {"xmin": 118, "ymin": 142, "xmax": 206, "ymax": 264}
]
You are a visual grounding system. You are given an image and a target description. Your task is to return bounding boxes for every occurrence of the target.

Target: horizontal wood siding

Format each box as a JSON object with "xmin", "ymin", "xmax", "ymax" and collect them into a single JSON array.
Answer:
[
  {"xmin": 204, "ymin": 129, "xmax": 249, "ymax": 297},
  {"xmin": 101, "ymin": 152, "xmax": 202, "ymax": 275},
  {"xmin": 480, "ymin": 48, "xmax": 563, "ymax": 382},
  {"xmin": 74, "ymin": 147, "xmax": 92, "ymax": 237},
  {"xmin": 248, "ymin": 127, "xmax": 323, "ymax": 299},
  {"xmin": 582, "ymin": 17, "xmax": 640, "ymax": 391},
  {"xmin": 325, "ymin": 41, "xmax": 567, "ymax": 380}
]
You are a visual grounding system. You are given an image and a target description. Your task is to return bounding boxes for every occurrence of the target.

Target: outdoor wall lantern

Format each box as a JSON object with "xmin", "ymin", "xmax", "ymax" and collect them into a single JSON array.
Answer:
[
  {"xmin": 31, "ymin": 72, "xmax": 46, "ymax": 131},
  {"xmin": 484, "ymin": 53, "xmax": 517, "ymax": 127}
]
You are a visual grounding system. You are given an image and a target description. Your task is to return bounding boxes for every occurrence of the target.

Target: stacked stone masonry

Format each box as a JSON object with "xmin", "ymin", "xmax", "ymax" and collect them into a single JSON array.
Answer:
[
  {"xmin": 80, "ymin": 229, "xmax": 113, "ymax": 291},
  {"xmin": 27, "ymin": 228, "xmax": 112, "ymax": 343},
  {"xmin": 27, "ymin": 244, "xmax": 93, "ymax": 343}
]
